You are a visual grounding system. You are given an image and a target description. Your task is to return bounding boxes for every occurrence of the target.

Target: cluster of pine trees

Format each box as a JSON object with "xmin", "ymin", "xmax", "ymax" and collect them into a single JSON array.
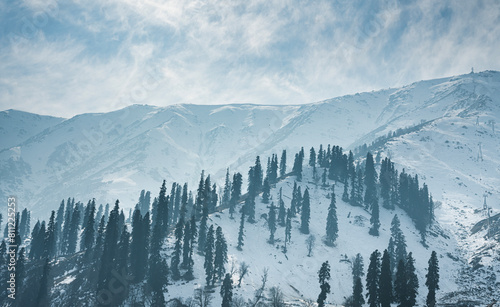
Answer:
[{"xmin": 0, "ymin": 142, "xmax": 441, "ymax": 306}]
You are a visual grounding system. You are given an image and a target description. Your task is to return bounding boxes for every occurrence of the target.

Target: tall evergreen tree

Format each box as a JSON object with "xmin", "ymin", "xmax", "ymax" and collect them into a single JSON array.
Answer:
[
  {"xmin": 204, "ymin": 225, "xmax": 215, "ymax": 285},
  {"xmin": 325, "ymin": 188, "xmax": 338, "ymax": 246},
  {"xmin": 394, "ymin": 260, "xmax": 407, "ymax": 307},
  {"xmin": 279, "ymin": 150, "xmax": 287, "ymax": 177},
  {"xmin": 277, "ymin": 188, "xmax": 286, "ymax": 227},
  {"xmin": 391, "ymin": 215, "xmax": 407, "ymax": 272},
  {"xmin": 254, "ymin": 156, "xmax": 263, "ymax": 192},
  {"xmin": 222, "ymin": 168, "xmax": 231, "ymax": 209},
  {"xmin": 97, "ymin": 200, "xmax": 120, "ymax": 293},
  {"xmin": 214, "ymin": 226, "xmax": 228, "ymax": 283},
  {"xmin": 262, "ymin": 177, "xmax": 271, "ymax": 204},
  {"xmin": 406, "ymin": 253, "xmax": 419, "ymax": 307},
  {"xmin": 55, "ymin": 200, "xmax": 65, "ymax": 251},
  {"xmin": 81, "ymin": 199, "xmax": 96, "ymax": 251},
  {"xmin": 66, "ymin": 205, "xmax": 80, "ymax": 254},
  {"xmin": 309, "ymin": 147, "xmax": 316, "ymax": 167},
  {"xmin": 285, "ymin": 208, "xmax": 292, "ymax": 244},
  {"xmin": 300, "ymin": 188, "xmax": 311, "ymax": 234},
  {"xmin": 425, "ymin": 251, "xmax": 440, "ymax": 307},
  {"xmin": 366, "ymin": 250, "xmax": 381, "ymax": 307},
  {"xmin": 317, "ymin": 261, "xmax": 331, "ymax": 307},
  {"xmin": 290, "ymin": 182, "xmax": 298, "ymax": 215},
  {"xmin": 115, "ymin": 226, "xmax": 130, "ymax": 304},
  {"xmin": 148, "ymin": 224, "xmax": 168, "ymax": 306},
  {"xmin": 237, "ymin": 210, "xmax": 245, "ymax": 251},
  {"xmin": 268, "ymin": 202, "xmax": 277, "ymax": 244},
  {"xmin": 352, "ymin": 276, "xmax": 365, "ymax": 307},
  {"xmin": 230, "ymin": 172, "xmax": 242, "ymax": 219},
  {"xmin": 198, "ymin": 200, "xmax": 209, "ymax": 254},
  {"xmin": 342, "ymin": 181, "xmax": 349, "ymax": 202},
  {"xmin": 352, "ymin": 253, "xmax": 365, "ymax": 284},
  {"xmin": 171, "ymin": 219, "xmax": 184, "ymax": 280},
  {"xmin": 61, "ymin": 200, "xmax": 73, "ymax": 255},
  {"xmin": 369, "ymin": 195, "xmax": 380, "ymax": 236},
  {"xmin": 44, "ymin": 211, "xmax": 57, "ymax": 259},
  {"xmin": 220, "ymin": 273, "xmax": 233, "ymax": 307},
  {"xmin": 379, "ymin": 249, "xmax": 393, "ymax": 307},
  {"xmin": 182, "ymin": 221, "xmax": 194, "ymax": 280},
  {"xmin": 16, "ymin": 247, "xmax": 26, "ymax": 297}
]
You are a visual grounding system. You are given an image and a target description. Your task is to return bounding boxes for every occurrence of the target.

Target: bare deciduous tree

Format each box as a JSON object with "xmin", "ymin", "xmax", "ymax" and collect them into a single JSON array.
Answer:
[
  {"xmin": 238, "ymin": 262, "xmax": 250, "ymax": 287},
  {"xmin": 268, "ymin": 286, "xmax": 286, "ymax": 307},
  {"xmin": 306, "ymin": 235, "xmax": 315, "ymax": 257}
]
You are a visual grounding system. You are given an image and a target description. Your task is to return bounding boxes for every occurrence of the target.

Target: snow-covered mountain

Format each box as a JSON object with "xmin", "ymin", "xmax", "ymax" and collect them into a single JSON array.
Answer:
[{"xmin": 1, "ymin": 70, "xmax": 499, "ymax": 304}]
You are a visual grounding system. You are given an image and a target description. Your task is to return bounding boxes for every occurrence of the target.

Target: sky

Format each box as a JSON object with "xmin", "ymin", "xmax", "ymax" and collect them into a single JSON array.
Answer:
[{"xmin": 0, "ymin": 0, "xmax": 499, "ymax": 118}]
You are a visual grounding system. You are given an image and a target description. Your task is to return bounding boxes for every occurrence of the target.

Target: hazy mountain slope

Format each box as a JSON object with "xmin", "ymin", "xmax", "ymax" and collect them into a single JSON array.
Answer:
[
  {"xmin": 0, "ymin": 71, "xmax": 499, "ymax": 221},
  {"xmin": 0, "ymin": 109, "xmax": 64, "ymax": 151}
]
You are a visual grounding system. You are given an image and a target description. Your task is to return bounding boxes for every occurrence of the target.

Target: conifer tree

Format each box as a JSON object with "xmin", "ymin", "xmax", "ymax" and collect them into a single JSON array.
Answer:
[
  {"xmin": 214, "ymin": 226, "xmax": 228, "ymax": 283},
  {"xmin": 221, "ymin": 273, "xmax": 233, "ymax": 307},
  {"xmin": 198, "ymin": 201, "xmax": 208, "ymax": 254},
  {"xmin": 394, "ymin": 260, "xmax": 407, "ymax": 307},
  {"xmin": 97, "ymin": 200, "xmax": 120, "ymax": 292},
  {"xmin": 277, "ymin": 188, "xmax": 286, "ymax": 227},
  {"xmin": 425, "ymin": 251, "xmax": 439, "ymax": 307},
  {"xmin": 325, "ymin": 188, "xmax": 338, "ymax": 246},
  {"xmin": 30, "ymin": 221, "xmax": 44, "ymax": 260},
  {"xmin": 292, "ymin": 152, "xmax": 303, "ymax": 181},
  {"xmin": 183, "ymin": 221, "xmax": 194, "ymax": 280},
  {"xmin": 171, "ymin": 219, "xmax": 183, "ymax": 280},
  {"xmin": 342, "ymin": 181, "xmax": 349, "ymax": 202},
  {"xmin": 81, "ymin": 199, "xmax": 96, "ymax": 251},
  {"xmin": 61, "ymin": 200, "xmax": 73, "ymax": 255},
  {"xmin": 268, "ymin": 202, "xmax": 277, "ymax": 244},
  {"xmin": 115, "ymin": 226, "xmax": 130, "ymax": 304},
  {"xmin": 279, "ymin": 150, "xmax": 287, "ymax": 177},
  {"xmin": 148, "ymin": 223, "xmax": 168, "ymax": 306},
  {"xmin": 309, "ymin": 147, "xmax": 316, "ymax": 167},
  {"xmin": 290, "ymin": 182, "xmax": 298, "ymax": 215},
  {"xmin": 317, "ymin": 261, "xmax": 331, "ymax": 307},
  {"xmin": 300, "ymin": 188, "xmax": 311, "ymax": 234},
  {"xmin": 285, "ymin": 208, "xmax": 292, "ymax": 244},
  {"xmin": 55, "ymin": 200, "xmax": 65, "ymax": 250},
  {"xmin": 195, "ymin": 171, "xmax": 205, "ymax": 219},
  {"xmin": 388, "ymin": 237, "xmax": 396, "ymax": 275},
  {"xmin": 44, "ymin": 211, "xmax": 57, "ymax": 259},
  {"xmin": 222, "ymin": 168, "xmax": 231, "ymax": 209},
  {"xmin": 156, "ymin": 180, "xmax": 169, "ymax": 237},
  {"xmin": 366, "ymin": 250, "xmax": 381, "ymax": 307},
  {"xmin": 130, "ymin": 209, "xmax": 146, "ymax": 282},
  {"xmin": 204, "ymin": 225, "xmax": 215, "ymax": 285},
  {"xmin": 352, "ymin": 276, "xmax": 365, "ymax": 307},
  {"xmin": 406, "ymin": 253, "xmax": 419, "ymax": 307},
  {"xmin": 379, "ymin": 249, "xmax": 393, "ymax": 307},
  {"xmin": 364, "ymin": 152, "xmax": 377, "ymax": 210},
  {"xmin": 230, "ymin": 172, "xmax": 242, "ymax": 219},
  {"xmin": 67, "ymin": 206, "xmax": 80, "ymax": 254},
  {"xmin": 245, "ymin": 195, "xmax": 256, "ymax": 224},
  {"xmin": 237, "ymin": 210, "xmax": 245, "ymax": 251},
  {"xmin": 254, "ymin": 156, "xmax": 263, "ymax": 192},
  {"xmin": 322, "ymin": 168, "xmax": 327, "ymax": 187},
  {"xmin": 262, "ymin": 177, "xmax": 270, "ymax": 204},
  {"xmin": 352, "ymin": 253, "xmax": 364, "ymax": 284},
  {"xmin": 391, "ymin": 215, "xmax": 407, "ymax": 272}
]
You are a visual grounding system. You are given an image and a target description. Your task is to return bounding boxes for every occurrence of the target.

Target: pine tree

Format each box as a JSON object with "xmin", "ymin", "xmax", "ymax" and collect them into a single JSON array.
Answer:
[
  {"xmin": 391, "ymin": 215, "xmax": 407, "ymax": 272},
  {"xmin": 81, "ymin": 199, "xmax": 96, "ymax": 251},
  {"xmin": 300, "ymin": 188, "xmax": 311, "ymax": 234},
  {"xmin": 55, "ymin": 200, "xmax": 65, "ymax": 250},
  {"xmin": 220, "ymin": 273, "xmax": 233, "ymax": 307},
  {"xmin": 171, "ymin": 219, "xmax": 184, "ymax": 280},
  {"xmin": 290, "ymin": 182, "xmax": 298, "ymax": 215},
  {"xmin": 61, "ymin": 199, "xmax": 73, "ymax": 255},
  {"xmin": 245, "ymin": 195, "xmax": 256, "ymax": 224},
  {"xmin": 148, "ymin": 223, "xmax": 168, "ymax": 306},
  {"xmin": 352, "ymin": 253, "xmax": 365, "ymax": 284},
  {"xmin": 230, "ymin": 172, "xmax": 242, "ymax": 219},
  {"xmin": 366, "ymin": 250, "xmax": 381, "ymax": 307},
  {"xmin": 204, "ymin": 225, "xmax": 215, "ymax": 285},
  {"xmin": 394, "ymin": 260, "xmax": 407, "ymax": 307},
  {"xmin": 388, "ymin": 237, "xmax": 396, "ymax": 275},
  {"xmin": 67, "ymin": 205, "xmax": 80, "ymax": 254},
  {"xmin": 156, "ymin": 180, "xmax": 169, "ymax": 237},
  {"xmin": 36, "ymin": 258, "xmax": 51, "ymax": 307},
  {"xmin": 222, "ymin": 168, "xmax": 231, "ymax": 209},
  {"xmin": 426, "ymin": 251, "xmax": 440, "ymax": 307},
  {"xmin": 97, "ymin": 200, "xmax": 120, "ymax": 292},
  {"xmin": 279, "ymin": 150, "xmax": 287, "ymax": 177},
  {"xmin": 379, "ymin": 249, "xmax": 393, "ymax": 307},
  {"xmin": 277, "ymin": 188, "xmax": 286, "ymax": 227},
  {"xmin": 115, "ymin": 226, "xmax": 130, "ymax": 304},
  {"xmin": 198, "ymin": 201, "xmax": 208, "ymax": 254},
  {"xmin": 254, "ymin": 156, "xmax": 263, "ymax": 192},
  {"xmin": 322, "ymin": 168, "xmax": 327, "ymax": 187},
  {"xmin": 44, "ymin": 211, "xmax": 57, "ymax": 259},
  {"xmin": 309, "ymin": 147, "xmax": 316, "ymax": 167},
  {"xmin": 214, "ymin": 226, "xmax": 228, "ymax": 283},
  {"xmin": 325, "ymin": 188, "xmax": 338, "ymax": 246},
  {"xmin": 353, "ymin": 276, "xmax": 365, "ymax": 307},
  {"xmin": 262, "ymin": 177, "xmax": 270, "ymax": 204},
  {"xmin": 364, "ymin": 152, "xmax": 377, "ymax": 209},
  {"xmin": 317, "ymin": 261, "xmax": 331, "ymax": 307},
  {"xmin": 285, "ymin": 208, "xmax": 292, "ymax": 244},
  {"xmin": 268, "ymin": 202, "xmax": 277, "ymax": 244},
  {"xmin": 237, "ymin": 209, "xmax": 245, "ymax": 251},
  {"xmin": 342, "ymin": 181, "xmax": 349, "ymax": 202},
  {"xmin": 406, "ymin": 253, "xmax": 419, "ymax": 307},
  {"xmin": 182, "ymin": 221, "xmax": 194, "ymax": 280}
]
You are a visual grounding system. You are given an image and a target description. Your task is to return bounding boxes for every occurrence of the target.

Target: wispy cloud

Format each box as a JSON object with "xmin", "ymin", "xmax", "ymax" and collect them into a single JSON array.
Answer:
[{"xmin": 1, "ymin": 0, "xmax": 499, "ymax": 117}]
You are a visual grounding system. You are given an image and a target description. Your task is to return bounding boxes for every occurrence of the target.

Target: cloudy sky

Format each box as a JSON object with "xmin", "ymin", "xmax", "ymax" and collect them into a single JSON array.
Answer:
[{"xmin": 1, "ymin": 0, "xmax": 499, "ymax": 118}]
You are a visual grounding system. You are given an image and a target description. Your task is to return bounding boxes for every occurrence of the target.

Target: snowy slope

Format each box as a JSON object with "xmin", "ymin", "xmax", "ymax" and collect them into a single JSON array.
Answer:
[
  {"xmin": 3, "ymin": 71, "xmax": 499, "ymax": 220},
  {"xmin": 162, "ymin": 167, "xmax": 460, "ymax": 306},
  {"xmin": 0, "ymin": 109, "xmax": 64, "ymax": 151}
]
